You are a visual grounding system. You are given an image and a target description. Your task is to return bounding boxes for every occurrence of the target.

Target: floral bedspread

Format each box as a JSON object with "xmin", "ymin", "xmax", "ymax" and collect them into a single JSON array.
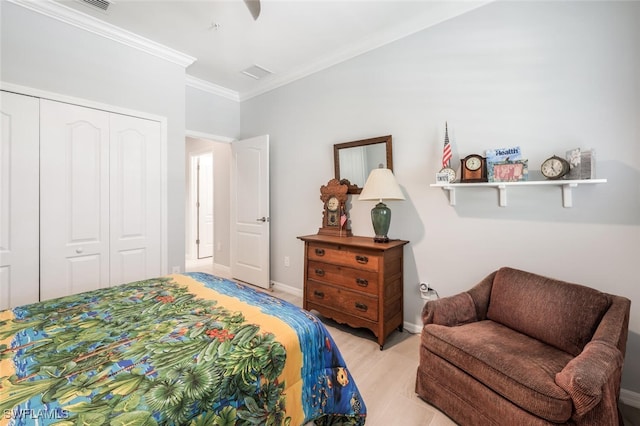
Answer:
[{"xmin": 0, "ymin": 273, "xmax": 366, "ymax": 425}]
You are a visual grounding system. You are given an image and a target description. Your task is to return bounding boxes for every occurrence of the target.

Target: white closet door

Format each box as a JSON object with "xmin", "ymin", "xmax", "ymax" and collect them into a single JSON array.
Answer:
[
  {"xmin": 40, "ymin": 100, "xmax": 110, "ymax": 300},
  {"xmin": 0, "ymin": 92, "xmax": 40, "ymax": 308},
  {"xmin": 109, "ymin": 114, "xmax": 161, "ymax": 285}
]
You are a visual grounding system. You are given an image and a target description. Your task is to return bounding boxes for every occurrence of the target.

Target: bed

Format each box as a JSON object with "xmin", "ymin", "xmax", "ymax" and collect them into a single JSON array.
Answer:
[{"xmin": 0, "ymin": 273, "xmax": 366, "ymax": 425}]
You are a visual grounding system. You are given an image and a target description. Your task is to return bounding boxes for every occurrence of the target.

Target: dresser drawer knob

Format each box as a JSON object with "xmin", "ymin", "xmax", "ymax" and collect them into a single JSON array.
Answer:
[
  {"xmin": 314, "ymin": 269, "xmax": 325, "ymax": 277},
  {"xmin": 355, "ymin": 302, "xmax": 368, "ymax": 312},
  {"xmin": 355, "ymin": 255, "xmax": 368, "ymax": 264},
  {"xmin": 355, "ymin": 278, "xmax": 368, "ymax": 287},
  {"xmin": 313, "ymin": 290, "xmax": 325, "ymax": 299},
  {"xmin": 315, "ymin": 248, "xmax": 325, "ymax": 256}
]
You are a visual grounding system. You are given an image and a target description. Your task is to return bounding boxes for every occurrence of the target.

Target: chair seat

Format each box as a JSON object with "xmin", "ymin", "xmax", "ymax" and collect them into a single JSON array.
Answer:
[{"xmin": 423, "ymin": 320, "xmax": 574, "ymax": 422}]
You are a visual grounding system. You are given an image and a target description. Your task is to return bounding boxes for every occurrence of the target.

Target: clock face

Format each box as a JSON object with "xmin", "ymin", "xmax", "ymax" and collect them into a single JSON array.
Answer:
[
  {"xmin": 439, "ymin": 167, "xmax": 457, "ymax": 183},
  {"xmin": 465, "ymin": 156, "xmax": 482, "ymax": 171},
  {"xmin": 326, "ymin": 196, "xmax": 339, "ymax": 212},
  {"xmin": 541, "ymin": 156, "xmax": 569, "ymax": 179}
]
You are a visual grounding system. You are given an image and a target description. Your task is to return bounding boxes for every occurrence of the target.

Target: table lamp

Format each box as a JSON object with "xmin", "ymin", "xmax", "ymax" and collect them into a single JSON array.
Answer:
[{"xmin": 358, "ymin": 168, "xmax": 405, "ymax": 242}]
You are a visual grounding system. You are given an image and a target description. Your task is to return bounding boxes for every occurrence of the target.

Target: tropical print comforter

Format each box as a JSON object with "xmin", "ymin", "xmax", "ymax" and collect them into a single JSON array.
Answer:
[{"xmin": 0, "ymin": 273, "xmax": 366, "ymax": 425}]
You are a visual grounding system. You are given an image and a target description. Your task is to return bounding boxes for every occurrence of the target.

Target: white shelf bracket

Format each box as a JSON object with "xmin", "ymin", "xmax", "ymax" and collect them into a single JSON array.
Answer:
[
  {"xmin": 497, "ymin": 184, "xmax": 507, "ymax": 207},
  {"xmin": 562, "ymin": 183, "xmax": 578, "ymax": 208},
  {"xmin": 444, "ymin": 186, "xmax": 456, "ymax": 206}
]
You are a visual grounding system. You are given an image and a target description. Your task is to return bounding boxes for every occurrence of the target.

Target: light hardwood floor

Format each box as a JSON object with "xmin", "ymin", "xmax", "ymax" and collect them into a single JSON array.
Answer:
[{"xmin": 185, "ymin": 260, "xmax": 640, "ymax": 426}]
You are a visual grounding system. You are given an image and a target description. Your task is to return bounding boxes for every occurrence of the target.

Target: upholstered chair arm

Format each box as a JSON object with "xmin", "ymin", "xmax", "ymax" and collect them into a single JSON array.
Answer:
[
  {"xmin": 465, "ymin": 270, "xmax": 496, "ymax": 320},
  {"xmin": 421, "ymin": 292, "xmax": 478, "ymax": 327},
  {"xmin": 591, "ymin": 295, "xmax": 631, "ymax": 353},
  {"xmin": 421, "ymin": 271, "xmax": 496, "ymax": 326},
  {"xmin": 555, "ymin": 340, "xmax": 624, "ymax": 418}
]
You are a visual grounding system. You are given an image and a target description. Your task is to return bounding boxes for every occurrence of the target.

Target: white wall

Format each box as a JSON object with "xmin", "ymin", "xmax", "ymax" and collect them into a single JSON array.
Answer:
[
  {"xmin": 186, "ymin": 85, "xmax": 240, "ymax": 139},
  {"xmin": 0, "ymin": 2, "xmax": 187, "ymax": 273},
  {"xmin": 240, "ymin": 1, "xmax": 640, "ymax": 392}
]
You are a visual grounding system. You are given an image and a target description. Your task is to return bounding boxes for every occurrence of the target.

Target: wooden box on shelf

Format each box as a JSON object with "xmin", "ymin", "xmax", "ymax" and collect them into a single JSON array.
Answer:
[{"xmin": 297, "ymin": 234, "xmax": 409, "ymax": 350}]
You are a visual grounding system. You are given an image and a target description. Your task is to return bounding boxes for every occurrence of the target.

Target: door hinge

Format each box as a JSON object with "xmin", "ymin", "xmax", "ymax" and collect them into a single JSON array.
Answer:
[{"xmin": 196, "ymin": 239, "xmax": 200, "ymax": 245}]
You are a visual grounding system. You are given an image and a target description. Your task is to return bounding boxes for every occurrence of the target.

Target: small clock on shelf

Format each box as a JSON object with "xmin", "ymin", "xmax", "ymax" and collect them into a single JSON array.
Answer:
[
  {"xmin": 541, "ymin": 155, "xmax": 570, "ymax": 180},
  {"xmin": 460, "ymin": 154, "xmax": 487, "ymax": 183},
  {"xmin": 437, "ymin": 166, "xmax": 457, "ymax": 183},
  {"xmin": 318, "ymin": 179, "xmax": 352, "ymax": 237}
]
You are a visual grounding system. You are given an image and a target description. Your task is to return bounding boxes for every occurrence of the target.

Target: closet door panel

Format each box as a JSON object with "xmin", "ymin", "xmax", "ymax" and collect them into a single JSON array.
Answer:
[
  {"xmin": 0, "ymin": 92, "xmax": 40, "ymax": 308},
  {"xmin": 110, "ymin": 114, "xmax": 161, "ymax": 285},
  {"xmin": 40, "ymin": 100, "xmax": 110, "ymax": 300}
]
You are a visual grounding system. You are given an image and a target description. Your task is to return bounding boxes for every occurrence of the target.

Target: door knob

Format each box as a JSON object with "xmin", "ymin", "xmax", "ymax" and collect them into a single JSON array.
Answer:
[{"xmin": 256, "ymin": 217, "xmax": 269, "ymax": 222}]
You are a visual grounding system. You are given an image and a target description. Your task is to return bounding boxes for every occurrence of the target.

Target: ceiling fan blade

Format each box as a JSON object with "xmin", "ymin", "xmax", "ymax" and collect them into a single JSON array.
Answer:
[{"xmin": 243, "ymin": 0, "xmax": 261, "ymax": 20}]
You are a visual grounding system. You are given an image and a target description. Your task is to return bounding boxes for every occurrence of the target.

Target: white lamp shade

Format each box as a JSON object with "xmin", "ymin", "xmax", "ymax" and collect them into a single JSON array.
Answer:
[{"xmin": 358, "ymin": 168, "xmax": 405, "ymax": 201}]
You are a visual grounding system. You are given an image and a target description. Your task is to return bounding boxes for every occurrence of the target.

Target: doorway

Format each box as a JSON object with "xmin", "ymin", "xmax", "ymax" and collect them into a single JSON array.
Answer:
[
  {"xmin": 193, "ymin": 152, "xmax": 214, "ymax": 259},
  {"xmin": 185, "ymin": 135, "xmax": 232, "ymax": 277},
  {"xmin": 185, "ymin": 137, "xmax": 216, "ymax": 270}
]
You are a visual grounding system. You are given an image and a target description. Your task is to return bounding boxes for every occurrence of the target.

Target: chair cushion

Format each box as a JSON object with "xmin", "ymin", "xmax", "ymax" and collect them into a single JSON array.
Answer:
[
  {"xmin": 486, "ymin": 267, "xmax": 611, "ymax": 356},
  {"xmin": 423, "ymin": 320, "xmax": 574, "ymax": 422}
]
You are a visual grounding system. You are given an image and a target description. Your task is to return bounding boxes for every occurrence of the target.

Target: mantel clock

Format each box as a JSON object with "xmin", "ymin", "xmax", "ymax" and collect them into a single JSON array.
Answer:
[{"xmin": 318, "ymin": 179, "xmax": 352, "ymax": 237}]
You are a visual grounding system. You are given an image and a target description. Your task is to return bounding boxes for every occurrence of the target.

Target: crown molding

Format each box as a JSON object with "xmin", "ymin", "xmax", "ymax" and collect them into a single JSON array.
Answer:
[
  {"xmin": 185, "ymin": 130, "xmax": 235, "ymax": 144},
  {"xmin": 239, "ymin": 0, "xmax": 493, "ymax": 101},
  {"xmin": 186, "ymin": 75, "xmax": 240, "ymax": 103},
  {"xmin": 8, "ymin": 0, "xmax": 196, "ymax": 68}
]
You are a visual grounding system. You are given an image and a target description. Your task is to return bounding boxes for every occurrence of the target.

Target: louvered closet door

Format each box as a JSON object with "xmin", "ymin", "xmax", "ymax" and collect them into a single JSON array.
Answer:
[
  {"xmin": 40, "ymin": 100, "xmax": 110, "ymax": 300},
  {"xmin": 109, "ymin": 114, "xmax": 161, "ymax": 285},
  {"xmin": 0, "ymin": 92, "xmax": 40, "ymax": 309}
]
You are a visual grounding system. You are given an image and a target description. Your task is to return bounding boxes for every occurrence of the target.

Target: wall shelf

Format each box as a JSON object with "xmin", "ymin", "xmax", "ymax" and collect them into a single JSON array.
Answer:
[{"xmin": 430, "ymin": 179, "xmax": 607, "ymax": 208}]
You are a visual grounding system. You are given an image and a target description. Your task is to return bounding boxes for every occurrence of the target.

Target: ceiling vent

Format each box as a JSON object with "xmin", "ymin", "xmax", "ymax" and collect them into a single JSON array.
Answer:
[
  {"xmin": 79, "ymin": 0, "xmax": 112, "ymax": 11},
  {"xmin": 241, "ymin": 65, "xmax": 273, "ymax": 80}
]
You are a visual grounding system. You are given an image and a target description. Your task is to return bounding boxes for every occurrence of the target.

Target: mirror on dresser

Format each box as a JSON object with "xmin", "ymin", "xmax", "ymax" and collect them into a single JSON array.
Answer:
[{"xmin": 334, "ymin": 135, "xmax": 393, "ymax": 194}]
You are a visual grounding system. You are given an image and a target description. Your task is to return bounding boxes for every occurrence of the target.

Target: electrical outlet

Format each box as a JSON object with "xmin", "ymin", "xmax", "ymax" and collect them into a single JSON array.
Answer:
[
  {"xmin": 172, "ymin": 266, "xmax": 180, "ymax": 274},
  {"xmin": 419, "ymin": 282, "xmax": 439, "ymax": 300},
  {"xmin": 284, "ymin": 256, "xmax": 290, "ymax": 267}
]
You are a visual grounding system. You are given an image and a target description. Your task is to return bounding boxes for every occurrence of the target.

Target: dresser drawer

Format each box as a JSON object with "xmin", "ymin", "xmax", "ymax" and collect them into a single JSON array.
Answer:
[
  {"xmin": 307, "ymin": 260, "xmax": 378, "ymax": 295},
  {"xmin": 307, "ymin": 242, "xmax": 379, "ymax": 272},
  {"xmin": 307, "ymin": 281, "xmax": 378, "ymax": 322}
]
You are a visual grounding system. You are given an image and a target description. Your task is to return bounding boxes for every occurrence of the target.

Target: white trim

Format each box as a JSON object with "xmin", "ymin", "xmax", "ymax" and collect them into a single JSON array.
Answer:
[
  {"xmin": 239, "ymin": 1, "xmax": 493, "ymax": 101},
  {"xmin": 403, "ymin": 321, "xmax": 422, "ymax": 335},
  {"xmin": 186, "ymin": 130, "xmax": 235, "ymax": 144},
  {"xmin": 7, "ymin": 0, "xmax": 196, "ymax": 68},
  {"xmin": 2, "ymin": 82, "xmax": 164, "ymax": 122},
  {"xmin": 621, "ymin": 389, "xmax": 640, "ymax": 409},
  {"xmin": 1, "ymin": 81, "xmax": 169, "ymax": 276},
  {"xmin": 186, "ymin": 76, "xmax": 240, "ymax": 103},
  {"xmin": 270, "ymin": 280, "xmax": 303, "ymax": 299}
]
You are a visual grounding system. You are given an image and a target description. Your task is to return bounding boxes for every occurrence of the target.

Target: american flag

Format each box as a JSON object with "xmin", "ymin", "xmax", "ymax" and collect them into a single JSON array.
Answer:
[
  {"xmin": 442, "ymin": 122, "xmax": 452, "ymax": 168},
  {"xmin": 340, "ymin": 206, "xmax": 347, "ymax": 228}
]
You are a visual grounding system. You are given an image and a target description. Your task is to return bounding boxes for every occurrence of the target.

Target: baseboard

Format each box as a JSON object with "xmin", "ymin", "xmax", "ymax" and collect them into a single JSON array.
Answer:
[
  {"xmin": 403, "ymin": 321, "xmax": 422, "ymax": 334},
  {"xmin": 271, "ymin": 280, "xmax": 303, "ymax": 298},
  {"xmin": 621, "ymin": 388, "xmax": 640, "ymax": 409}
]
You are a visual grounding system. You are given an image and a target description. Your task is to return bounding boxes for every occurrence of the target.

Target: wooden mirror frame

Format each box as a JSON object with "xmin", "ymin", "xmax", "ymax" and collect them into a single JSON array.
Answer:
[{"xmin": 334, "ymin": 135, "xmax": 393, "ymax": 194}]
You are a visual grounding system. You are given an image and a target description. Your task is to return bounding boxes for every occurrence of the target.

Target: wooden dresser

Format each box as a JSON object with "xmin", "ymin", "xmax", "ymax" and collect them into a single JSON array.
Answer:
[{"xmin": 298, "ymin": 234, "xmax": 409, "ymax": 350}]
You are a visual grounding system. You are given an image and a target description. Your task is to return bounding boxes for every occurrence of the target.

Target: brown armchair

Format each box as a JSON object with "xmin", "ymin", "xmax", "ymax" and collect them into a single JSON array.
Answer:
[{"xmin": 415, "ymin": 267, "xmax": 630, "ymax": 425}]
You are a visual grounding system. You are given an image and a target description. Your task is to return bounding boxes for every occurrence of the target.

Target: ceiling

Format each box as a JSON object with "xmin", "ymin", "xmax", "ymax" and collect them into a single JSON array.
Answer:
[{"xmin": 54, "ymin": 0, "xmax": 489, "ymax": 100}]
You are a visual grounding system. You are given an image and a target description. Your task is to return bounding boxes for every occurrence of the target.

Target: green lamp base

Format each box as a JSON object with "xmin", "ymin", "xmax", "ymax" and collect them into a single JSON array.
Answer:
[{"xmin": 371, "ymin": 202, "xmax": 391, "ymax": 243}]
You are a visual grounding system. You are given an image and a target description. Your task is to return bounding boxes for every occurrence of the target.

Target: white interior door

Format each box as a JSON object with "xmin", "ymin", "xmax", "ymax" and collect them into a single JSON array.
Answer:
[
  {"xmin": 0, "ymin": 91, "xmax": 40, "ymax": 308},
  {"xmin": 40, "ymin": 100, "xmax": 110, "ymax": 300},
  {"xmin": 197, "ymin": 153, "xmax": 214, "ymax": 259},
  {"xmin": 109, "ymin": 114, "xmax": 162, "ymax": 285},
  {"xmin": 230, "ymin": 135, "xmax": 270, "ymax": 288}
]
